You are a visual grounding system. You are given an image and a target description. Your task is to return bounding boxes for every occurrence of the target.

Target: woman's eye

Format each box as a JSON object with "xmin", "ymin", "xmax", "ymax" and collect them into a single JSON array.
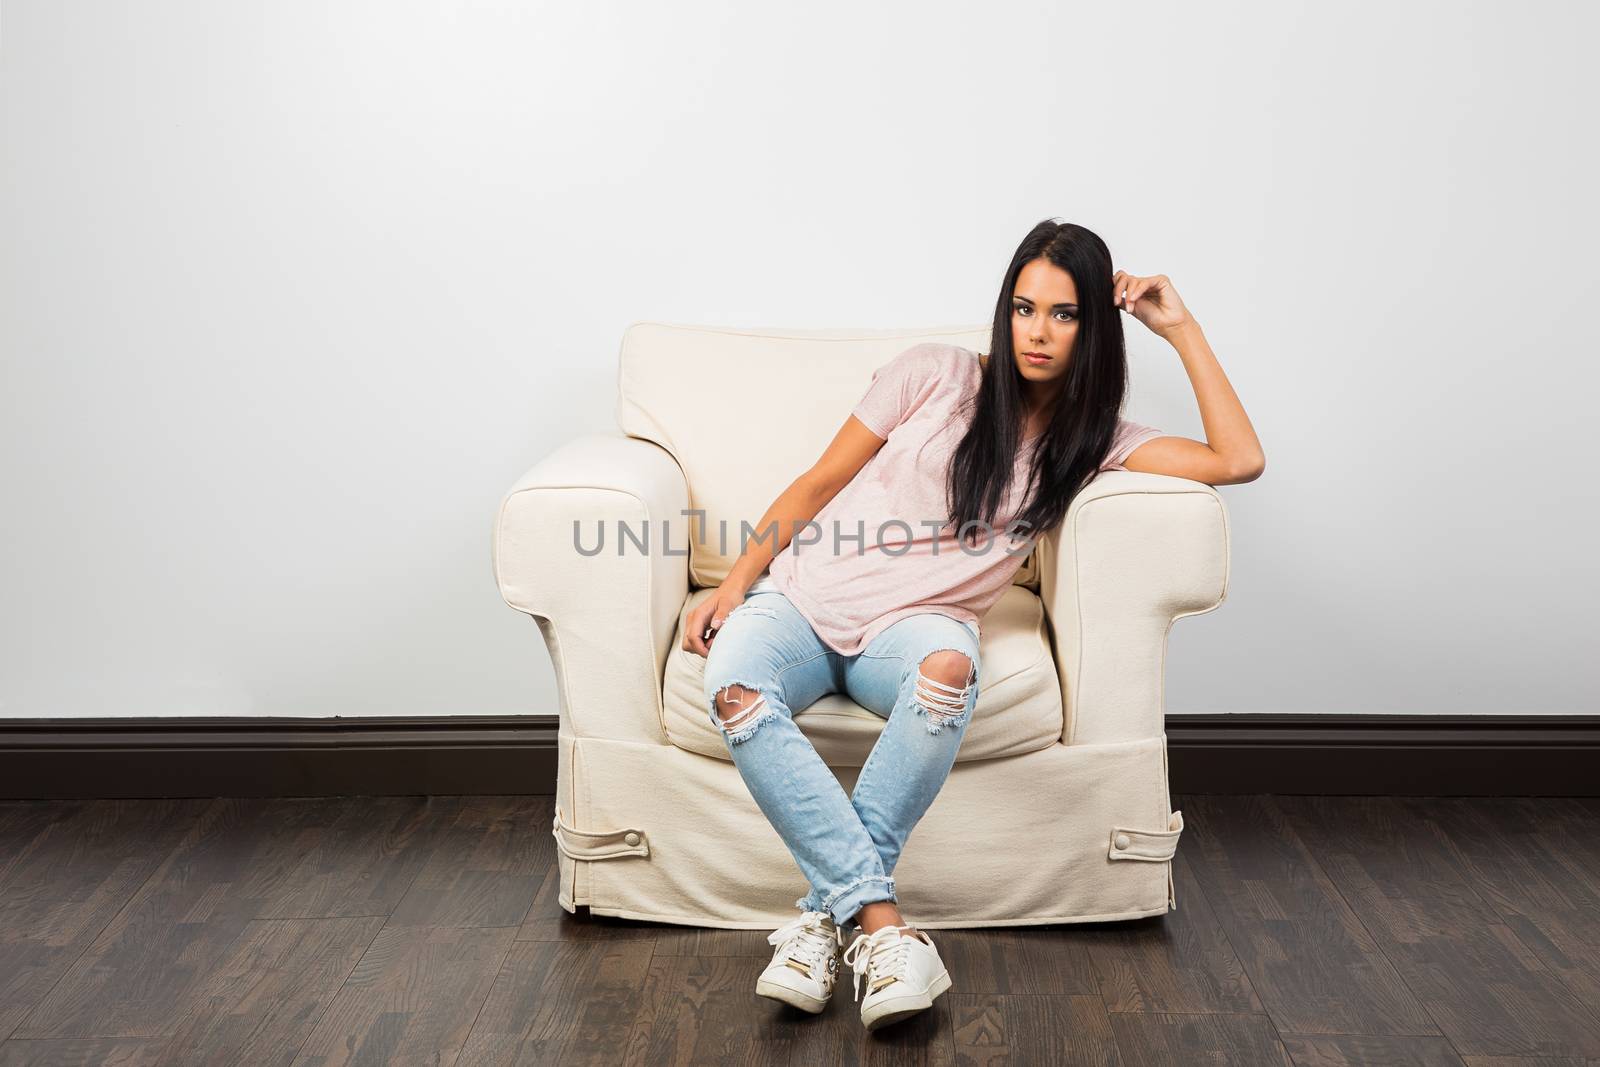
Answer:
[{"xmin": 1015, "ymin": 306, "xmax": 1073, "ymax": 321}]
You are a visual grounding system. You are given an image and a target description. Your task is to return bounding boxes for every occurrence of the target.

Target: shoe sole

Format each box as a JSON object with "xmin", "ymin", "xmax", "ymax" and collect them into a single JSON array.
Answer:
[
  {"xmin": 861, "ymin": 970, "xmax": 952, "ymax": 1031},
  {"xmin": 756, "ymin": 976, "xmax": 829, "ymax": 1014}
]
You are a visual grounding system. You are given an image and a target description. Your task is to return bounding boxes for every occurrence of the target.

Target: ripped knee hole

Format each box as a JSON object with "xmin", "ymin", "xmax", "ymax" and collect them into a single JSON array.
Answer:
[
  {"xmin": 713, "ymin": 684, "xmax": 770, "ymax": 733},
  {"xmin": 913, "ymin": 650, "xmax": 976, "ymax": 732}
]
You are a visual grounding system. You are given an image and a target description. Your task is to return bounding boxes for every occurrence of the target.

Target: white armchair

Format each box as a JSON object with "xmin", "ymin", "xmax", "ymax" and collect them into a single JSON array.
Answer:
[{"xmin": 493, "ymin": 322, "xmax": 1229, "ymax": 929}]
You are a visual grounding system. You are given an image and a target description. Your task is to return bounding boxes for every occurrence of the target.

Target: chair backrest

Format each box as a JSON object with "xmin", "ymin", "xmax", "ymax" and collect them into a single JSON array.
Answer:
[{"xmin": 614, "ymin": 321, "xmax": 1040, "ymax": 591}]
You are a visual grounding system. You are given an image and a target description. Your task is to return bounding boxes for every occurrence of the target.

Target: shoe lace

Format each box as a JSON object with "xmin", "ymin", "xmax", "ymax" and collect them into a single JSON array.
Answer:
[
  {"xmin": 842, "ymin": 925, "xmax": 915, "ymax": 1002},
  {"xmin": 768, "ymin": 911, "xmax": 841, "ymax": 973}
]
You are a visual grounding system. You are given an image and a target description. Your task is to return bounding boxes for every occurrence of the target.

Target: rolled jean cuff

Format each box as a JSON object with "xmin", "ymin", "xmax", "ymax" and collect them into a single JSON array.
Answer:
[{"xmin": 809, "ymin": 875, "xmax": 896, "ymax": 928}]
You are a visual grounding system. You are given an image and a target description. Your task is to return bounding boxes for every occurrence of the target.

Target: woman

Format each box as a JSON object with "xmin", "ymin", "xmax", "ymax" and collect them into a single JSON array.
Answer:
[{"xmin": 683, "ymin": 219, "xmax": 1265, "ymax": 1031}]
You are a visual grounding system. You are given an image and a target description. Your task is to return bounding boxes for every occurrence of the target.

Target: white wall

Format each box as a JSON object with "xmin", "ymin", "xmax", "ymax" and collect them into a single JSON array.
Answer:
[{"xmin": 2, "ymin": 0, "xmax": 1594, "ymax": 719}]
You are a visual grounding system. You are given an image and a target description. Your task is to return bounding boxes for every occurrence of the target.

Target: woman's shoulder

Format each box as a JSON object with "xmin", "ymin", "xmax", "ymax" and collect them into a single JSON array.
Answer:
[
  {"xmin": 866, "ymin": 343, "xmax": 982, "ymax": 412},
  {"xmin": 897, "ymin": 341, "xmax": 983, "ymax": 378}
]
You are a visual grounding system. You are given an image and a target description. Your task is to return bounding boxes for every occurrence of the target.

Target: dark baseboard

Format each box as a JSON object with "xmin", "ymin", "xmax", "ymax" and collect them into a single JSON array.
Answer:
[
  {"xmin": 1165, "ymin": 713, "xmax": 1600, "ymax": 796},
  {"xmin": 0, "ymin": 713, "xmax": 1595, "ymax": 799},
  {"xmin": 0, "ymin": 716, "xmax": 560, "ymax": 799}
]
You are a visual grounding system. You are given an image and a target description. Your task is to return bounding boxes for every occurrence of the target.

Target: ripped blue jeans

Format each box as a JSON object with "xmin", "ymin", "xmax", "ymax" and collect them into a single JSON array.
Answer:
[{"xmin": 700, "ymin": 577, "xmax": 981, "ymax": 928}]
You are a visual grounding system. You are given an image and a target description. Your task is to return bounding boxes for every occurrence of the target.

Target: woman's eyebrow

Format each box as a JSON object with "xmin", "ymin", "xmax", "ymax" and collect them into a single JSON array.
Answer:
[{"xmin": 1013, "ymin": 296, "xmax": 1079, "ymax": 310}]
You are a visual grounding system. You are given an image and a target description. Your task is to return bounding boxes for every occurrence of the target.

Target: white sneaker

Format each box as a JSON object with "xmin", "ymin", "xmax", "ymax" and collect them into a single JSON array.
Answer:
[
  {"xmin": 842, "ymin": 924, "xmax": 953, "ymax": 1030},
  {"xmin": 755, "ymin": 910, "xmax": 843, "ymax": 1013}
]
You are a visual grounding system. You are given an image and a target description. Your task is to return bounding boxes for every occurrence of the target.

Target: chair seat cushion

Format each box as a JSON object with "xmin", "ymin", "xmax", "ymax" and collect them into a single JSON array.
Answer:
[{"xmin": 662, "ymin": 584, "xmax": 1064, "ymax": 766}]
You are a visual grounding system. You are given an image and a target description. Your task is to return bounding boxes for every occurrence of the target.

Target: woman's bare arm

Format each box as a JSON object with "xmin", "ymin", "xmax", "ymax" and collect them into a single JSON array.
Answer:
[
  {"xmin": 1121, "ymin": 319, "xmax": 1265, "ymax": 485},
  {"xmin": 722, "ymin": 414, "xmax": 889, "ymax": 593},
  {"xmin": 683, "ymin": 413, "xmax": 889, "ymax": 656},
  {"xmin": 1109, "ymin": 270, "xmax": 1266, "ymax": 486}
]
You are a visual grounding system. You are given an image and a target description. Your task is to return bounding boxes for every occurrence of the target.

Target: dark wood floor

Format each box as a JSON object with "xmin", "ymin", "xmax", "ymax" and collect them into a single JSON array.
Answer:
[{"xmin": 1, "ymin": 794, "xmax": 1598, "ymax": 1066}]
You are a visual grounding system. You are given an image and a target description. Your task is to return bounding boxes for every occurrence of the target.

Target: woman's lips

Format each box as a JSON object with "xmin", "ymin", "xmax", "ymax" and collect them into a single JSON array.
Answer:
[{"xmin": 1024, "ymin": 352, "xmax": 1051, "ymax": 365}]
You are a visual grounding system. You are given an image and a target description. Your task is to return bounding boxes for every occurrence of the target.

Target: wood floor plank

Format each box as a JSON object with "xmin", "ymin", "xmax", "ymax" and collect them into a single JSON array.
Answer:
[
  {"xmin": 950, "ymin": 994, "xmax": 1008, "ymax": 1066},
  {"xmin": 0, "ymin": 800, "xmax": 208, "ymax": 906},
  {"xmin": 1554, "ymin": 798, "xmax": 1600, "ymax": 894},
  {"xmin": 1417, "ymin": 798, "xmax": 1600, "ymax": 1020},
  {"xmin": 0, "ymin": 802, "xmax": 82, "ymax": 889},
  {"xmin": 1278, "ymin": 796, "xmax": 1600, "ymax": 1060},
  {"xmin": 1178, "ymin": 794, "xmax": 1439, "ymax": 1038},
  {"xmin": 12, "ymin": 798, "xmax": 437, "ymax": 1040},
  {"xmin": 1081, "ymin": 850, "xmax": 1265, "ymax": 1014},
  {"xmin": 998, "ymin": 994, "xmax": 1120, "ymax": 1066},
  {"xmin": 1280, "ymin": 1032, "xmax": 1467, "ymax": 1065},
  {"xmin": 651, "ymin": 925, "xmax": 774, "ymax": 958},
  {"xmin": 0, "ymin": 800, "xmax": 207, "ymax": 1040},
  {"xmin": 0, "ymin": 1038, "xmax": 167, "ymax": 1066},
  {"xmin": 1109, "ymin": 1010, "xmax": 1293, "ymax": 1066},
  {"xmin": 152, "ymin": 916, "xmax": 385, "ymax": 1066},
  {"xmin": 1459, "ymin": 1056, "xmax": 1597, "ymax": 1066},
  {"xmin": 290, "ymin": 924, "xmax": 515, "ymax": 1067},
  {"xmin": 384, "ymin": 796, "xmax": 551, "ymax": 929},
  {"xmin": 6, "ymin": 793, "xmax": 1600, "ymax": 1065},
  {"xmin": 457, "ymin": 939, "xmax": 655, "ymax": 1065},
  {"xmin": 936, "ymin": 926, "xmax": 1098, "ymax": 996},
  {"xmin": 253, "ymin": 796, "xmax": 443, "ymax": 920},
  {"xmin": 619, "ymin": 954, "xmax": 797, "ymax": 1067}
]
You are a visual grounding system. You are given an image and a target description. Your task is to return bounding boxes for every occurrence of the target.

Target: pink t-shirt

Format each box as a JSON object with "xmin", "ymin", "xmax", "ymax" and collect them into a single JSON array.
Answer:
[{"xmin": 764, "ymin": 342, "xmax": 1165, "ymax": 656}]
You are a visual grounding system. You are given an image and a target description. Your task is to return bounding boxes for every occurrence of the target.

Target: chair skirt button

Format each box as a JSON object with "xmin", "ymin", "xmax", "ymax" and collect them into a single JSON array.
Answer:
[
  {"xmin": 1113, "ymin": 833, "xmax": 1131, "ymax": 850},
  {"xmin": 624, "ymin": 832, "xmax": 641, "ymax": 847}
]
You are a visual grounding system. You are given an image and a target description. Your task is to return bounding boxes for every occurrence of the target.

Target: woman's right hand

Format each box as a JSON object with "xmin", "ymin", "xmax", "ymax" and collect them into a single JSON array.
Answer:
[{"xmin": 683, "ymin": 585, "xmax": 748, "ymax": 657}]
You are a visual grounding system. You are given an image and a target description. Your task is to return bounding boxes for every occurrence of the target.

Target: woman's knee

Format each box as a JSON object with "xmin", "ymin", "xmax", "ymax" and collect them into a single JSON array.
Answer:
[
  {"xmin": 918, "ymin": 649, "xmax": 976, "ymax": 688},
  {"xmin": 705, "ymin": 677, "xmax": 783, "ymax": 745},
  {"xmin": 909, "ymin": 648, "xmax": 978, "ymax": 735},
  {"xmin": 711, "ymin": 682, "xmax": 764, "ymax": 725}
]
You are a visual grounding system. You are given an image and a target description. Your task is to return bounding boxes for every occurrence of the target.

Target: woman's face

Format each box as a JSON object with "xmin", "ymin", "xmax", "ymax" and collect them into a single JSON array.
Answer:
[{"xmin": 1010, "ymin": 257, "xmax": 1079, "ymax": 385}]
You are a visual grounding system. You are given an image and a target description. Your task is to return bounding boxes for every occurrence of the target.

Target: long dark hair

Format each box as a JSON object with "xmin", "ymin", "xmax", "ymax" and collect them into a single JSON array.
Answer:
[{"xmin": 946, "ymin": 219, "xmax": 1133, "ymax": 548}]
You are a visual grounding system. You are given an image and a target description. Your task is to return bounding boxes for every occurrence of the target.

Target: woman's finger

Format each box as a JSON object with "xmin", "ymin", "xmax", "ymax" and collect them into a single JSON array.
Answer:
[{"xmin": 686, "ymin": 603, "xmax": 711, "ymax": 655}]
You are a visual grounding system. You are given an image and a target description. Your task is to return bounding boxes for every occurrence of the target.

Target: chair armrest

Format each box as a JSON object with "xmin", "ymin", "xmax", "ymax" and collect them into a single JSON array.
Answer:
[
  {"xmin": 1036, "ymin": 471, "xmax": 1230, "ymax": 745},
  {"xmin": 493, "ymin": 433, "xmax": 690, "ymax": 743}
]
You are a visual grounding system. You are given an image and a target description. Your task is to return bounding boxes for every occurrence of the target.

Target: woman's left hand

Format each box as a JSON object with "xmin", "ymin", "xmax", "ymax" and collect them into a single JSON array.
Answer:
[{"xmin": 1112, "ymin": 270, "xmax": 1195, "ymax": 338}]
